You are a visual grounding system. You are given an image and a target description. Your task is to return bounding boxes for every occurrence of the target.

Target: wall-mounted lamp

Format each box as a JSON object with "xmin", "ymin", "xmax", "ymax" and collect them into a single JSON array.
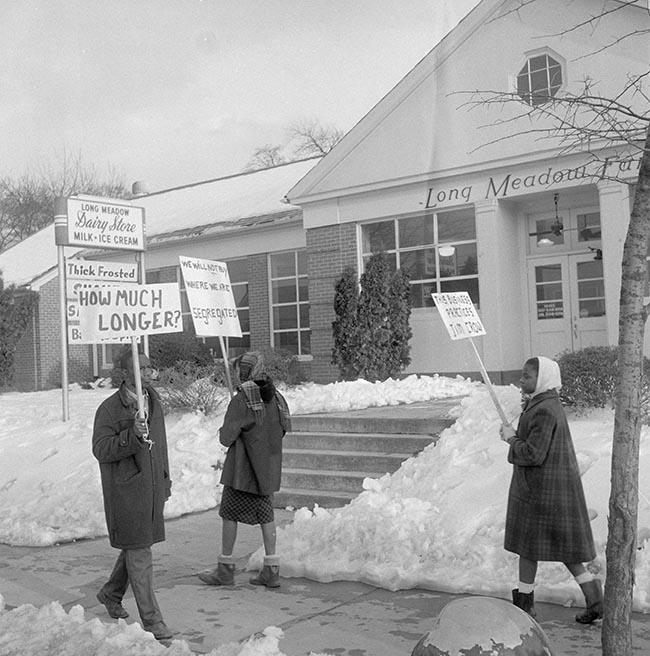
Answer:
[
  {"xmin": 588, "ymin": 246, "xmax": 603, "ymax": 261},
  {"xmin": 439, "ymin": 245, "xmax": 455, "ymax": 257}
]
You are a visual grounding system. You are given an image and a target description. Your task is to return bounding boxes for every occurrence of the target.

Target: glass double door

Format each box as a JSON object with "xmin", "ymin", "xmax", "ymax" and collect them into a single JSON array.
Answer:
[{"xmin": 528, "ymin": 253, "xmax": 607, "ymax": 358}]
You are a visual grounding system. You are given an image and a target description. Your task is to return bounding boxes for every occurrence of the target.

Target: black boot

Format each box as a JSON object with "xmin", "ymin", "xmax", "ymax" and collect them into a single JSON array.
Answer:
[
  {"xmin": 198, "ymin": 557, "xmax": 235, "ymax": 586},
  {"xmin": 575, "ymin": 579, "xmax": 603, "ymax": 624},
  {"xmin": 512, "ymin": 588, "xmax": 536, "ymax": 617},
  {"xmin": 249, "ymin": 555, "xmax": 280, "ymax": 588}
]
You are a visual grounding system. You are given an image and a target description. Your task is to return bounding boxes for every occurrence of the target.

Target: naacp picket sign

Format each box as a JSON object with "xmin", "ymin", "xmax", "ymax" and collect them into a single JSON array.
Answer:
[
  {"xmin": 76, "ymin": 283, "xmax": 183, "ymax": 340},
  {"xmin": 179, "ymin": 256, "xmax": 242, "ymax": 337},
  {"xmin": 431, "ymin": 292, "xmax": 486, "ymax": 340},
  {"xmin": 66, "ymin": 259, "xmax": 139, "ymax": 344}
]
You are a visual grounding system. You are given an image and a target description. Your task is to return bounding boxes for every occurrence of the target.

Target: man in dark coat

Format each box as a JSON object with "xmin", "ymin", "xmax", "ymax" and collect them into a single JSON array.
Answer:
[
  {"xmin": 92, "ymin": 348, "xmax": 173, "ymax": 640},
  {"xmin": 500, "ymin": 356, "xmax": 602, "ymax": 624}
]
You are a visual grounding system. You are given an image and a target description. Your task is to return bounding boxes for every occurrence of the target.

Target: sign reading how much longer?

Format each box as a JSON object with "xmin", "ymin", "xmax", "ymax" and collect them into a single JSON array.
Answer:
[{"xmin": 76, "ymin": 283, "xmax": 183, "ymax": 339}]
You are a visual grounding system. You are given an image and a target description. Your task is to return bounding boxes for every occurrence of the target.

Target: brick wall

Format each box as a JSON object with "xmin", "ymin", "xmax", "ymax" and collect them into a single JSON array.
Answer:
[
  {"xmin": 306, "ymin": 223, "xmax": 358, "ymax": 383},
  {"xmin": 247, "ymin": 253, "xmax": 270, "ymax": 351},
  {"xmin": 37, "ymin": 278, "xmax": 93, "ymax": 389}
]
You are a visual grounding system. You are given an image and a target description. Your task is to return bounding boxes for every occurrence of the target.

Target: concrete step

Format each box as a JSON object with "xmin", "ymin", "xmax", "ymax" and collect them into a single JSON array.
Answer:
[
  {"xmin": 284, "ymin": 431, "xmax": 435, "ymax": 453},
  {"xmin": 281, "ymin": 468, "xmax": 382, "ymax": 493},
  {"xmin": 290, "ymin": 414, "xmax": 452, "ymax": 436},
  {"xmin": 274, "ymin": 487, "xmax": 358, "ymax": 509},
  {"xmin": 283, "ymin": 448, "xmax": 412, "ymax": 472}
]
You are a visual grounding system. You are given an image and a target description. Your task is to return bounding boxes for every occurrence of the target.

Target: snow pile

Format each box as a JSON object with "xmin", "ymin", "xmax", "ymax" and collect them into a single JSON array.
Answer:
[
  {"xmin": 0, "ymin": 374, "xmax": 475, "ymax": 546},
  {"xmin": 254, "ymin": 386, "xmax": 650, "ymax": 612},
  {"xmin": 0, "ymin": 599, "xmax": 327, "ymax": 656},
  {"xmin": 285, "ymin": 373, "xmax": 479, "ymax": 414}
]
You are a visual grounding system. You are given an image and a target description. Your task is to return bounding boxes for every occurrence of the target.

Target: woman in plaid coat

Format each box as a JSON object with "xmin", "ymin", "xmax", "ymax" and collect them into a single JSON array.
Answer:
[{"xmin": 500, "ymin": 356, "xmax": 602, "ymax": 624}]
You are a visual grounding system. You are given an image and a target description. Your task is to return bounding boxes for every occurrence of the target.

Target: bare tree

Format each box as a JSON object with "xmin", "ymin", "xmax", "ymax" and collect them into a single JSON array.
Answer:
[
  {"xmin": 287, "ymin": 118, "xmax": 345, "ymax": 157},
  {"xmin": 243, "ymin": 119, "xmax": 344, "ymax": 172},
  {"xmin": 0, "ymin": 152, "xmax": 129, "ymax": 252},
  {"xmin": 461, "ymin": 2, "xmax": 649, "ymax": 653},
  {"xmin": 243, "ymin": 145, "xmax": 287, "ymax": 172}
]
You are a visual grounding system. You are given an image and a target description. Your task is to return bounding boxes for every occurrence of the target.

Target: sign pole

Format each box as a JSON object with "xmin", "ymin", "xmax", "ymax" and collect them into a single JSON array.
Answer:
[
  {"xmin": 467, "ymin": 337, "xmax": 509, "ymax": 425},
  {"xmin": 432, "ymin": 291, "xmax": 509, "ymax": 427},
  {"xmin": 218, "ymin": 335, "xmax": 234, "ymax": 398},
  {"xmin": 131, "ymin": 337, "xmax": 146, "ymax": 420},
  {"xmin": 54, "ymin": 197, "xmax": 69, "ymax": 421}
]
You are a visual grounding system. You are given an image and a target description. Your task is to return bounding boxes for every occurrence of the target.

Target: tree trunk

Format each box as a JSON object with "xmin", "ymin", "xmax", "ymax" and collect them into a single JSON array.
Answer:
[{"xmin": 603, "ymin": 129, "xmax": 650, "ymax": 655}]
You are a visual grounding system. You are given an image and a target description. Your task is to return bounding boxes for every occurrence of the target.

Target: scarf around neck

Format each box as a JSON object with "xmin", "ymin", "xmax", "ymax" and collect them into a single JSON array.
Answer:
[{"xmin": 239, "ymin": 379, "xmax": 291, "ymax": 431}]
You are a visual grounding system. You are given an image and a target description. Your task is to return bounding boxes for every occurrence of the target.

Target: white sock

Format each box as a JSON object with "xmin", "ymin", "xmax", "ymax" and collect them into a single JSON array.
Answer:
[
  {"xmin": 575, "ymin": 571, "xmax": 594, "ymax": 585},
  {"xmin": 518, "ymin": 581, "xmax": 535, "ymax": 594}
]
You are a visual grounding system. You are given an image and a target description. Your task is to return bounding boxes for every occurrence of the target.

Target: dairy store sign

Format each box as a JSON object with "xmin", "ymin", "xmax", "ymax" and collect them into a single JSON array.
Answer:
[{"xmin": 65, "ymin": 197, "xmax": 145, "ymax": 251}]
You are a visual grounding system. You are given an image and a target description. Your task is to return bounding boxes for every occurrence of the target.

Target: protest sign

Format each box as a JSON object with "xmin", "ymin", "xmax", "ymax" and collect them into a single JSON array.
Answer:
[
  {"xmin": 76, "ymin": 283, "xmax": 182, "ymax": 340},
  {"xmin": 431, "ymin": 291, "xmax": 486, "ymax": 340},
  {"xmin": 66, "ymin": 260, "xmax": 138, "ymax": 344},
  {"xmin": 179, "ymin": 256, "xmax": 242, "ymax": 337},
  {"xmin": 432, "ymin": 291, "xmax": 507, "ymax": 425}
]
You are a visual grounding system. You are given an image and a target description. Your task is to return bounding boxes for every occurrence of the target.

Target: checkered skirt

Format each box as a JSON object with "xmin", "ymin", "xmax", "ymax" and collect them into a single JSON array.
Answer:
[{"xmin": 218, "ymin": 485, "xmax": 274, "ymax": 525}]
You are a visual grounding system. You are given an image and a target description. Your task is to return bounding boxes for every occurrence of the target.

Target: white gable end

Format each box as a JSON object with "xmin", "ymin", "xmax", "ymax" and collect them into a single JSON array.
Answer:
[{"xmin": 288, "ymin": 0, "xmax": 648, "ymax": 203}]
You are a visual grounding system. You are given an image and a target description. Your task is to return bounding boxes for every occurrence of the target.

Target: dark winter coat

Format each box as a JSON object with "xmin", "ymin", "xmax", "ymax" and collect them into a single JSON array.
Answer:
[
  {"xmin": 92, "ymin": 383, "xmax": 171, "ymax": 549},
  {"xmin": 504, "ymin": 389, "xmax": 595, "ymax": 562},
  {"xmin": 219, "ymin": 381, "xmax": 287, "ymax": 496}
]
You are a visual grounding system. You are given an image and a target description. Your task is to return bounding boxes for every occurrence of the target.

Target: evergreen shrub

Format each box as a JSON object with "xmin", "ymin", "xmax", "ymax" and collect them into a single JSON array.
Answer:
[
  {"xmin": 557, "ymin": 346, "xmax": 650, "ymax": 419},
  {"xmin": 331, "ymin": 266, "xmax": 358, "ymax": 380},
  {"xmin": 0, "ymin": 285, "xmax": 38, "ymax": 387},
  {"xmin": 331, "ymin": 253, "xmax": 412, "ymax": 382}
]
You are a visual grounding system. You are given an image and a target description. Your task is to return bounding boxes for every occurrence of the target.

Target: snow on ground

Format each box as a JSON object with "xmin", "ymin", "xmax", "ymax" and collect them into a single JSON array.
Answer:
[{"xmin": 1, "ymin": 373, "xmax": 650, "ymax": 655}]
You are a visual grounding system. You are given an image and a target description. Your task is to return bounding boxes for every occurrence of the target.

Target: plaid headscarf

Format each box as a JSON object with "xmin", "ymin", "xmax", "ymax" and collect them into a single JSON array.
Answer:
[
  {"xmin": 236, "ymin": 351, "xmax": 291, "ymax": 431},
  {"xmin": 236, "ymin": 351, "xmax": 266, "ymax": 384}
]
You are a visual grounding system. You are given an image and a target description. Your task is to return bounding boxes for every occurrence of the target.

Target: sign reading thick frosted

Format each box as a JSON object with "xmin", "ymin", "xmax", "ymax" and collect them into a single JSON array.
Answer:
[
  {"xmin": 76, "ymin": 283, "xmax": 183, "ymax": 340},
  {"xmin": 66, "ymin": 197, "xmax": 145, "ymax": 251},
  {"xmin": 431, "ymin": 291, "xmax": 486, "ymax": 340},
  {"xmin": 179, "ymin": 256, "xmax": 242, "ymax": 337}
]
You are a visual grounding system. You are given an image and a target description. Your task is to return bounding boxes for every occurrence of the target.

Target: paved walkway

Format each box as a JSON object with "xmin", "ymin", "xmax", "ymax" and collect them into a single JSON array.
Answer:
[{"xmin": 2, "ymin": 507, "xmax": 650, "ymax": 655}]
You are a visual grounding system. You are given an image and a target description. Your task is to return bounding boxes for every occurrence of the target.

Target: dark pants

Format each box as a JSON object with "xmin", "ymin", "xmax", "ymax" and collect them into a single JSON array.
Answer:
[{"xmin": 100, "ymin": 547, "xmax": 163, "ymax": 626}]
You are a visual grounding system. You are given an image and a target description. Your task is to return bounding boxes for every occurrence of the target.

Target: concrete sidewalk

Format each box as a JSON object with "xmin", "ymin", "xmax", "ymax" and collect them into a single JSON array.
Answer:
[{"xmin": 2, "ymin": 507, "xmax": 650, "ymax": 655}]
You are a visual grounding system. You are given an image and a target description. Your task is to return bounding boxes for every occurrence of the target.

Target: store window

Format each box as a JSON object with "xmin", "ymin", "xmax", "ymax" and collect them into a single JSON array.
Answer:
[
  {"xmin": 517, "ymin": 52, "xmax": 563, "ymax": 106},
  {"xmin": 361, "ymin": 208, "xmax": 479, "ymax": 308},
  {"xmin": 270, "ymin": 250, "xmax": 310, "ymax": 355}
]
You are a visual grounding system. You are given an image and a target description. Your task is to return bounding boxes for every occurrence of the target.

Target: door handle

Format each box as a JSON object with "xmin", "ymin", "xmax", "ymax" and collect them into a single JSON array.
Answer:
[{"xmin": 573, "ymin": 316, "xmax": 578, "ymax": 340}]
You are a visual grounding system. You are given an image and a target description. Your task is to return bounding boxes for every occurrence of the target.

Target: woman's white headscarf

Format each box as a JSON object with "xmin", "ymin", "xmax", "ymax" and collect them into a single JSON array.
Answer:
[{"xmin": 533, "ymin": 355, "xmax": 562, "ymax": 396}]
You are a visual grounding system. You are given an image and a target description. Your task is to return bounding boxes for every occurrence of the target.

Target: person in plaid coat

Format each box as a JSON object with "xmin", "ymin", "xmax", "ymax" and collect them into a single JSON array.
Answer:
[
  {"xmin": 500, "ymin": 356, "xmax": 602, "ymax": 624},
  {"xmin": 198, "ymin": 351, "xmax": 291, "ymax": 589}
]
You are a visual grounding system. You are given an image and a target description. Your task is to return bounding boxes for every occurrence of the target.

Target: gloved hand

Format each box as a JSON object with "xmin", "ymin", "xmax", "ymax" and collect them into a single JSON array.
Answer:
[
  {"xmin": 500, "ymin": 423, "xmax": 516, "ymax": 444},
  {"xmin": 134, "ymin": 416, "xmax": 148, "ymax": 438}
]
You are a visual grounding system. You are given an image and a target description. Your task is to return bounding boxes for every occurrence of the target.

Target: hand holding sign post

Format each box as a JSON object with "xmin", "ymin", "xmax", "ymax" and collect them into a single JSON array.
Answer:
[
  {"xmin": 179, "ymin": 256, "xmax": 242, "ymax": 397},
  {"xmin": 432, "ymin": 291, "xmax": 508, "ymax": 425}
]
